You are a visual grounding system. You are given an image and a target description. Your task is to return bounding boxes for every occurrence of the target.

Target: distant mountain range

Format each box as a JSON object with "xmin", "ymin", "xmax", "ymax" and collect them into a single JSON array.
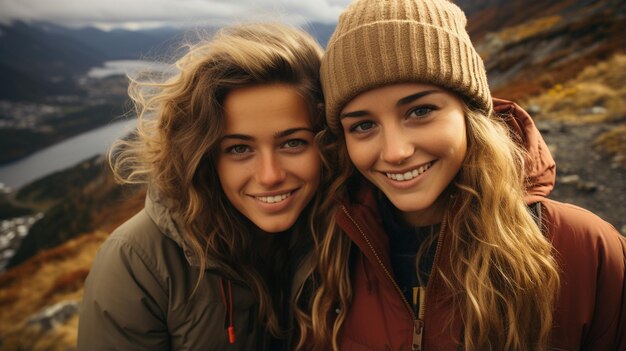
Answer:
[
  {"xmin": 0, "ymin": 21, "xmax": 336, "ymax": 101},
  {"xmin": 2, "ymin": 0, "xmax": 624, "ymax": 103},
  {"xmin": 0, "ymin": 22, "xmax": 182, "ymax": 100}
]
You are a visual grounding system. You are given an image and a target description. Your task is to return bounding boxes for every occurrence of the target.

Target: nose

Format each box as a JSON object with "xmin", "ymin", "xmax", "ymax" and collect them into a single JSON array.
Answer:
[
  {"xmin": 380, "ymin": 126, "xmax": 414, "ymax": 165},
  {"xmin": 256, "ymin": 151, "xmax": 286, "ymax": 186}
]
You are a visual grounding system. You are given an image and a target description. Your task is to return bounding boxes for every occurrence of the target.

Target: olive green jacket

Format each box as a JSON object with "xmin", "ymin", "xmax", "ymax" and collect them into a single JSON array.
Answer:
[{"xmin": 77, "ymin": 189, "xmax": 312, "ymax": 350}]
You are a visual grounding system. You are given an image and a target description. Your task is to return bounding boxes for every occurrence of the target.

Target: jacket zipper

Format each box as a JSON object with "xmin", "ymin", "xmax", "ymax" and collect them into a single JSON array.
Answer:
[
  {"xmin": 416, "ymin": 221, "xmax": 445, "ymax": 351},
  {"xmin": 341, "ymin": 205, "xmax": 446, "ymax": 351}
]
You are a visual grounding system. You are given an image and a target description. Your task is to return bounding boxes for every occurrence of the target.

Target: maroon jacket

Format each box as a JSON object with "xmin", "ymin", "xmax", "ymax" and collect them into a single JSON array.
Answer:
[{"xmin": 335, "ymin": 99, "xmax": 626, "ymax": 350}]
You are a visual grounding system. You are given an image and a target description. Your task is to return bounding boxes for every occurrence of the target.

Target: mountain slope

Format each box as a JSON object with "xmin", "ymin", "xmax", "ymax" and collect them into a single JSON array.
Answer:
[
  {"xmin": 458, "ymin": 0, "xmax": 626, "ymax": 100},
  {"xmin": 35, "ymin": 22, "xmax": 185, "ymax": 60},
  {"xmin": 0, "ymin": 21, "xmax": 103, "ymax": 100},
  {"xmin": 458, "ymin": 0, "xmax": 603, "ymax": 40},
  {"xmin": 6, "ymin": 156, "xmax": 146, "ymax": 268}
]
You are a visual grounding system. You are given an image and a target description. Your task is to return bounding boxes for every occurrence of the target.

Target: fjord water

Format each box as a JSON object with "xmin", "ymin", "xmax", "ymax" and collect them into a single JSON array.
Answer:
[
  {"xmin": 0, "ymin": 59, "xmax": 169, "ymax": 190},
  {"xmin": 0, "ymin": 118, "xmax": 136, "ymax": 189}
]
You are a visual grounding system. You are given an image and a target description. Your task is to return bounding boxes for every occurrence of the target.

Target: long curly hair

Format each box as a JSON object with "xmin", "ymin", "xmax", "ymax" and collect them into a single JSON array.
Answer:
[
  {"xmin": 309, "ymin": 103, "xmax": 560, "ymax": 350},
  {"xmin": 108, "ymin": 23, "xmax": 328, "ymax": 338}
]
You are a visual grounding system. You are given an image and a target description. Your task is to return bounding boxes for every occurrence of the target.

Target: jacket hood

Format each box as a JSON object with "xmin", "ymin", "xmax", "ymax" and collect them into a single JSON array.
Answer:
[
  {"xmin": 143, "ymin": 188, "xmax": 250, "ymax": 279},
  {"xmin": 493, "ymin": 98, "xmax": 556, "ymax": 203},
  {"xmin": 144, "ymin": 187, "xmax": 204, "ymax": 267}
]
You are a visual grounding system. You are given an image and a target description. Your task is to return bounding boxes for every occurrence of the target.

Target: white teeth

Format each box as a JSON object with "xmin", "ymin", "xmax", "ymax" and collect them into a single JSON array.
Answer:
[
  {"xmin": 257, "ymin": 192, "xmax": 290, "ymax": 203},
  {"xmin": 386, "ymin": 162, "xmax": 432, "ymax": 182}
]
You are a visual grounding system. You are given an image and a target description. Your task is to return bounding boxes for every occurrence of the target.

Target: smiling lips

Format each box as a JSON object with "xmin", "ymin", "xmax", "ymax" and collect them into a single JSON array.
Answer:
[
  {"xmin": 385, "ymin": 161, "xmax": 434, "ymax": 181},
  {"xmin": 253, "ymin": 191, "xmax": 293, "ymax": 204}
]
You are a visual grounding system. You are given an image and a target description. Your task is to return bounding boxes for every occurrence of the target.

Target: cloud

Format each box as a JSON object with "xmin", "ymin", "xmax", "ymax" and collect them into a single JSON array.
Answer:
[{"xmin": 0, "ymin": 0, "xmax": 352, "ymax": 29}]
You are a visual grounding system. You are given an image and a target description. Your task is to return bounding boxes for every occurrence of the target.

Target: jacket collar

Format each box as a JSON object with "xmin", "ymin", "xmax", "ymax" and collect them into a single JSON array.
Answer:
[
  {"xmin": 144, "ymin": 187, "xmax": 235, "ymax": 272},
  {"xmin": 144, "ymin": 186, "xmax": 315, "ymax": 289},
  {"xmin": 336, "ymin": 180, "xmax": 394, "ymax": 271}
]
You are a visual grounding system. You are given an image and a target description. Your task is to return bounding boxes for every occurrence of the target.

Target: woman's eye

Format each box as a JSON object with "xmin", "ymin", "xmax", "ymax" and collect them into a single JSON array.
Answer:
[
  {"xmin": 408, "ymin": 105, "xmax": 437, "ymax": 119},
  {"xmin": 281, "ymin": 139, "xmax": 307, "ymax": 149},
  {"xmin": 349, "ymin": 121, "xmax": 375, "ymax": 133},
  {"xmin": 225, "ymin": 145, "xmax": 251, "ymax": 154}
]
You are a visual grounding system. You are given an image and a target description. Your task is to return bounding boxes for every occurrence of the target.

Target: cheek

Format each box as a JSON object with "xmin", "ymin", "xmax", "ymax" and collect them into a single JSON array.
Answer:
[
  {"xmin": 436, "ymin": 115, "xmax": 467, "ymax": 157},
  {"xmin": 344, "ymin": 136, "xmax": 372, "ymax": 171},
  {"xmin": 216, "ymin": 159, "xmax": 243, "ymax": 194},
  {"xmin": 445, "ymin": 124, "xmax": 468, "ymax": 166},
  {"xmin": 298, "ymin": 150, "xmax": 322, "ymax": 185},
  {"xmin": 458, "ymin": 132, "xmax": 468, "ymax": 160}
]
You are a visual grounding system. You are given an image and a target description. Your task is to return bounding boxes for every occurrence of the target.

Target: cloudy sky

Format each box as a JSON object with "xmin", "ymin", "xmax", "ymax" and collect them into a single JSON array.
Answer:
[{"xmin": 0, "ymin": 0, "xmax": 352, "ymax": 30}]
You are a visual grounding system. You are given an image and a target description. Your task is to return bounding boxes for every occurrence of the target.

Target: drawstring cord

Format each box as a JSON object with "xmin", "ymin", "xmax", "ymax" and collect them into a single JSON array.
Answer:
[{"xmin": 219, "ymin": 278, "xmax": 236, "ymax": 344}]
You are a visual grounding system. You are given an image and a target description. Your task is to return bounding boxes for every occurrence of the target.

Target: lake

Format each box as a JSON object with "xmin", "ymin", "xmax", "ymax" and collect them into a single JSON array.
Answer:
[
  {"xmin": 86, "ymin": 60, "xmax": 170, "ymax": 79},
  {"xmin": 0, "ymin": 59, "xmax": 171, "ymax": 191},
  {"xmin": 0, "ymin": 119, "xmax": 137, "ymax": 190}
]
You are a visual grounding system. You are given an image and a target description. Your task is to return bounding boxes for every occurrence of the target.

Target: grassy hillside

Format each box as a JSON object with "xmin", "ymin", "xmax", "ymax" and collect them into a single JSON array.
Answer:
[
  {"xmin": 470, "ymin": 0, "xmax": 625, "ymax": 101},
  {"xmin": 0, "ymin": 165, "xmax": 145, "ymax": 349},
  {"xmin": 0, "ymin": 181, "xmax": 145, "ymax": 350},
  {"xmin": 522, "ymin": 54, "xmax": 626, "ymax": 164},
  {"xmin": 0, "ymin": 231, "xmax": 109, "ymax": 350},
  {"xmin": 6, "ymin": 156, "xmax": 145, "ymax": 268}
]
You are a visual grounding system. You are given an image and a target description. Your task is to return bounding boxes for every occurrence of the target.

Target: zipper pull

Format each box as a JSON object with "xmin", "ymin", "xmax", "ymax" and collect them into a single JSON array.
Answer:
[
  {"xmin": 412, "ymin": 286, "xmax": 426, "ymax": 350},
  {"xmin": 412, "ymin": 319, "xmax": 424, "ymax": 351},
  {"xmin": 227, "ymin": 325, "xmax": 236, "ymax": 344}
]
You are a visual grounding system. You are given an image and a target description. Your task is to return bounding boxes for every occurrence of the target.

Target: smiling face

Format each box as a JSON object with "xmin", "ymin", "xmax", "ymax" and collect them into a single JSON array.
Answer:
[
  {"xmin": 217, "ymin": 83, "xmax": 321, "ymax": 233},
  {"xmin": 340, "ymin": 83, "xmax": 467, "ymax": 226}
]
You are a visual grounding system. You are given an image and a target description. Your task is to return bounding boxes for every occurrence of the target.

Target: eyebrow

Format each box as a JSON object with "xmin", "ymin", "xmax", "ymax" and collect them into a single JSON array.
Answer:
[
  {"xmin": 274, "ymin": 127, "xmax": 315, "ymax": 138},
  {"xmin": 339, "ymin": 89, "xmax": 440, "ymax": 119},
  {"xmin": 221, "ymin": 134, "xmax": 253, "ymax": 141},
  {"xmin": 221, "ymin": 127, "xmax": 314, "ymax": 142},
  {"xmin": 396, "ymin": 90, "xmax": 439, "ymax": 107}
]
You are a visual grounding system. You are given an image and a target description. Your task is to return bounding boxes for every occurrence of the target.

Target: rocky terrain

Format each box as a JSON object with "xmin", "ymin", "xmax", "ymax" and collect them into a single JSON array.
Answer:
[
  {"xmin": 468, "ymin": 0, "xmax": 626, "ymax": 100},
  {"xmin": 521, "ymin": 54, "xmax": 626, "ymax": 234},
  {"xmin": 537, "ymin": 119, "xmax": 625, "ymax": 233}
]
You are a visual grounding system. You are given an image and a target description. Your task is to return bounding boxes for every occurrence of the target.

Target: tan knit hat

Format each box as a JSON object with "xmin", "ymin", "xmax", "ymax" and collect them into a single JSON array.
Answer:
[{"xmin": 321, "ymin": 0, "xmax": 492, "ymax": 133}]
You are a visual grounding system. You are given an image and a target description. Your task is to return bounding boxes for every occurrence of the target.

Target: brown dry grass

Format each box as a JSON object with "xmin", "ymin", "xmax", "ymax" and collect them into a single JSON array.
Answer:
[
  {"xmin": 92, "ymin": 185, "xmax": 146, "ymax": 233},
  {"xmin": 0, "ymin": 175, "xmax": 145, "ymax": 350},
  {"xmin": 594, "ymin": 125, "xmax": 626, "ymax": 167},
  {"xmin": 522, "ymin": 54, "xmax": 626, "ymax": 124},
  {"xmin": 0, "ymin": 231, "xmax": 108, "ymax": 349},
  {"xmin": 501, "ymin": 16, "xmax": 562, "ymax": 42},
  {"xmin": 1, "ymin": 314, "xmax": 79, "ymax": 351},
  {"xmin": 477, "ymin": 15, "xmax": 563, "ymax": 62}
]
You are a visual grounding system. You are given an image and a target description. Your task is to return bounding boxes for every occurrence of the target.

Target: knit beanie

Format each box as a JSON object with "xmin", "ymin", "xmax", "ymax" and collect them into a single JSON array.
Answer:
[{"xmin": 321, "ymin": 0, "xmax": 492, "ymax": 133}]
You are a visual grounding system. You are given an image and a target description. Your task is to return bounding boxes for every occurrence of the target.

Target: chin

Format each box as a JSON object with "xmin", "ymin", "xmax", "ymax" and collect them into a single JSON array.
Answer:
[
  {"xmin": 254, "ymin": 217, "xmax": 296, "ymax": 234},
  {"xmin": 386, "ymin": 193, "xmax": 433, "ymax": 213}
]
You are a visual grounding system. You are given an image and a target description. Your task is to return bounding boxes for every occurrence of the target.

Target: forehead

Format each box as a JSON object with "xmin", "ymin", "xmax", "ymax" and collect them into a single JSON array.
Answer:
[
  {"xmin": 342, "ymin": 82, "xmax": 451, "ymax": 112},
  {"xmin": 222, "ymin": 83, "xmax": 311, "ymax": 134}
]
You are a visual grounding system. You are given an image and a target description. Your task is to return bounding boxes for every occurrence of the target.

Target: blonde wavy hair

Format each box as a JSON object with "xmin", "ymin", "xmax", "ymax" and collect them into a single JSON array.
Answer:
[
  {"xmin": 308, "ymin": 103, "xmax": 560, "ymax": 350},
  {"xmin": 108, "ymin": 23, "xmax": 329, "ymax": 338}
]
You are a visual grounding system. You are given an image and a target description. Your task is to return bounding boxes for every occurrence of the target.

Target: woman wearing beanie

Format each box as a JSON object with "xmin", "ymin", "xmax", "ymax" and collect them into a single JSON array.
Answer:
[
  {"xmin": 77, "ymin": 23, "xmax": 331, "ymax": 350},
  {"xmin": 307, "ymin": 0, "xmax": 626, "ymax": 350}
]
